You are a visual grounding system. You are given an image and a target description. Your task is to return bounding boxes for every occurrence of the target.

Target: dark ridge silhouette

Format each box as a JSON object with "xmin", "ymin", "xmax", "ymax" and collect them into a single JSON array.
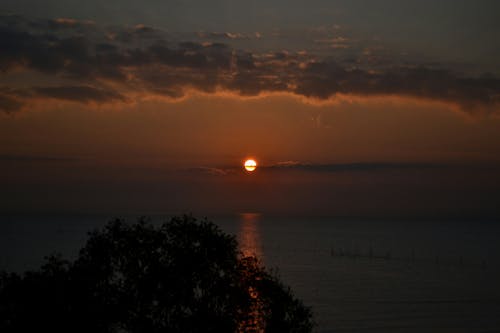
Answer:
[{"xmin": 0, "ymin": 215, "xmax": 314, "ymax": 332}]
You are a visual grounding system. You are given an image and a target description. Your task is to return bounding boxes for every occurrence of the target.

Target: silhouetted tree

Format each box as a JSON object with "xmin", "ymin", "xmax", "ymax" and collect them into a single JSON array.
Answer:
[{"xmin": 0, "ymin": 215, "xmax": 314, "ymax": 332}]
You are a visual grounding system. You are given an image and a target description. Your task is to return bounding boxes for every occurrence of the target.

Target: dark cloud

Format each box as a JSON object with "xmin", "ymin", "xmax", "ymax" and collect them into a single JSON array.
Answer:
[
  {"xmin": 0, "ymin": 154, "xmax": 78, "ymax": 162},
  {"xmin": 111, "ymin": 24, "xmax": 165, "ymax": 43},
  {"xmin": 187, "ymin": 167, "xmax": 231, "ymax": 176},
  {"xmin": 187, "ymin": 162, "xmax": 445, "ymax": 177},
  {"xmin": 0, "ymin": 91, "xmax": 25, "ymax": 113},
  {"xmin": 294, "ymin": 64, "xmax": 500, "ymax": 111},
  {"xmin": 0, "ymin": 84, "xmax": 125, "ymax": 112},
  {"xmin": 197, "ymin": 31, "xmax": 262, "ymax": 40},
  {"xmin": 34, "ymin": 85, "xmax": 126, "ymax": 103},
  {"xmin": 46, "ymin": 18, "xmax": 95, "ymax": 30},
  {"xmin": 0, "ymin": 87, "xmax": 30, "ymax": 113},
  {"xmin": 267, "ymin": 162, "xmax": 445, "ymax": 173},
  {"xmin": 1, "ymin": 15, "xmax": 499, "ymax": 114}
]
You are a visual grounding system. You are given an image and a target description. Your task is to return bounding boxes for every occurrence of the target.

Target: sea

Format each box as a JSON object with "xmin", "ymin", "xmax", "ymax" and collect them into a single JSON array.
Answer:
[{"xmin": 1, "ymin": 213, "xmax": 500, "ymax": 333}]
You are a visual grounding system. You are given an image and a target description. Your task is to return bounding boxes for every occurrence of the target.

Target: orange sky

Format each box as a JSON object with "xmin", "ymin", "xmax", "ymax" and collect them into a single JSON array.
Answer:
[
  {"xmin": 2, "ymin": 93, "xmax": 500, "ymax": 217},
  {"xmin": 2, "ymin": 93, "xmax": 499, "ymax": 163},
  {"xmin": 1, "ymin": 13, "xmax": 500, "ymax": 217}
]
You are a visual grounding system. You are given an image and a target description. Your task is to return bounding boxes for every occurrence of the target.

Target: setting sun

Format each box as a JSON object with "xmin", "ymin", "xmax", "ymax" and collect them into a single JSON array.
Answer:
[{"xmin": 244, "ymin": 159, "xmax": 257, "ymax": 172}]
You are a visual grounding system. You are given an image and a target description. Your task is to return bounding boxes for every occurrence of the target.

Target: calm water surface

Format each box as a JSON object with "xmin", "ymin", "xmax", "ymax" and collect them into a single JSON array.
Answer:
[{"xmin": 1, "ymin": 214, "xmax": 500, "ymax": 332}]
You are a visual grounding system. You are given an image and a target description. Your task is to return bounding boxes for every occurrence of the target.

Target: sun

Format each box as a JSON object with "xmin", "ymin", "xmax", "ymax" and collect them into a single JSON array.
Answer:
[{"xmin": 244, "ymin": 159, "xmax": 257, "ymax": 172}]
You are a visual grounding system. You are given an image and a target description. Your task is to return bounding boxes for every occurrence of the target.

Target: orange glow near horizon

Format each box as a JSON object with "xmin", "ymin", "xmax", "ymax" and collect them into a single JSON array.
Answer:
[{"xmin": 244, "ymin": 159, "xmax": 257, "ymax": 172}]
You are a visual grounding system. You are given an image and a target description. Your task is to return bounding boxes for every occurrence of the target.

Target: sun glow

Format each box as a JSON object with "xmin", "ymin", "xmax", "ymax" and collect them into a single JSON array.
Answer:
[{"xmin": 244, "ymin": 159, "xmax": 257, "ymax": 172}]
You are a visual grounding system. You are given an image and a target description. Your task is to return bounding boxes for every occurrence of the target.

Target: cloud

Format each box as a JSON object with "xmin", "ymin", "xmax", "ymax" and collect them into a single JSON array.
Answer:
[
  {"xmin": 186, "ymin": 162, "xmax": 445, "ymax": 177},
  {"xmin": 197, "ymin": 31, "xmax": 262, "ymax": 40},
  {"xmin": 0, "ymin": 154, "xmax": 78, "ymax": 162},
  {"xmin": 314, "ymin": 36, "xmax": 350, "ymax": 49},
  {"xmin": 0, "ymin": 89, "xmax": 25, "ymax": 113},
  {"xmin": 34, "ymin": 85, "xmax": 126, "ymax": 103},
  {"xmin": 0, "ymin": 84, "xmax": 126, "ymax": 112},
  {"xmin": 187, "ymin": 167, "xmax": 232, "ymax": 176},
  {"xmin": 48, "ymin": 18, "xmax": 95, "ymax": 29},
  {"xmin": 1, "ymin": 15, "xmax": 499, "ymax": 115},
  {"xmin": 273, "ymin": 161, "xmax": 303, "ymax": 168},
  {"xmin": 267, "ymin": 162, "xmax": 444, "ymax": 173}
]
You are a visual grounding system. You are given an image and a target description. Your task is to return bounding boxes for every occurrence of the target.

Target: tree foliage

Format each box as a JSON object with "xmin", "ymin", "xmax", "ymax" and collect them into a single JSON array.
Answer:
[{"xmin": 0, "ymin": 215, "xmax": 314, "ymax": 332}]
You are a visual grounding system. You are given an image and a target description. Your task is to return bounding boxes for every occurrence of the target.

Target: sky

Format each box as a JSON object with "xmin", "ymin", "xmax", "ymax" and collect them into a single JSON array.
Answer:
[{"xmin": 1, "ymin": 1, "xmax": 500, "ymax": 217}]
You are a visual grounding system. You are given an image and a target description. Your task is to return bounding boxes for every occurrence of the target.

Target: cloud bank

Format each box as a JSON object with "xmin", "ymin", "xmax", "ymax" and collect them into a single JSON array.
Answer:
[
  {"xmin": 1, "ymin": 15, "xmax": 500, "ymax": 114},
  {"xmin": 187, "ymin": 161, "xmax": 446, "ymax": 176}
]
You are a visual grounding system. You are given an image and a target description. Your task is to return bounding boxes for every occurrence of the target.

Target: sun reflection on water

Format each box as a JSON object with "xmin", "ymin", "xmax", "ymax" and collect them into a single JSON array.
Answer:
[
  {"xmin": 238, "ymin": 213, "xmax": 263, "ymax": 260},
  {"xmin": 237, "ymin": 213, "xmax": 265, "ymax": 333}
]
